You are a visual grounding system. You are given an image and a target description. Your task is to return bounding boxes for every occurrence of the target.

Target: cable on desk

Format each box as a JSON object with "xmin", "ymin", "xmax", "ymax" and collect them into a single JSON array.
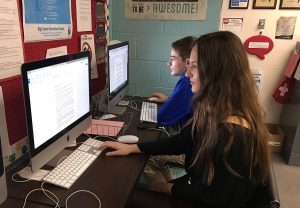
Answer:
[
  {"xmin": 22, "ymin": 172, "xmax": 102, "ymax": 208},
  {"xmin": 66, "ymin": 190, "xmax": 101, "ymax": 208},
  {"xmin": 128, "ymin": 100, "xmax": 140, "ymax": 111},
  {"xmin": 40, "ymin": 182, "xmax": 60, "ymax": 207},
  {"xmin": 12, "ymin": 172, "xmax": 31, "ymax": 183},
  {"xmin": 11, "ymin": 163, "xmax": 37, "ymax": 183},
  {"xmin": 81, "ymin": 133, "xmax": 117, "ymax": 142},
  {"xmin": 23, "ymin": 187, "xmax": 60, "ymax": 208},
  {"xmin": 147, "ymin": 127, "xmax": 170, "ymax": 138}
]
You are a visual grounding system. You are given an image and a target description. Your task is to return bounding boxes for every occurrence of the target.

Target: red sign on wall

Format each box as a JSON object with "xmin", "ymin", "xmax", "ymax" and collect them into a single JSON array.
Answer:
[{"xmin": 244, "ymin": 35, "xmax": 274, "ymax": 59}]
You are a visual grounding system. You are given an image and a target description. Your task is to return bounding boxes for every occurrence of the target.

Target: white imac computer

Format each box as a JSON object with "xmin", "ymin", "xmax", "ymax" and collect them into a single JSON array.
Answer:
[
  {"xmin": 21, "ymin": 51, "xmax": 92, "ymax": 173},
  {"xmin": 100, "ymin": 41, "xmax": 129, "ymax": 115}
]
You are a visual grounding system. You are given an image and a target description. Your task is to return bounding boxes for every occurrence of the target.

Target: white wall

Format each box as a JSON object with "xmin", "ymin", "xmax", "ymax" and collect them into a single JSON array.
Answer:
[{"xmin": 220, "ymin": 0, "xmax": 300, "ymax": 123}]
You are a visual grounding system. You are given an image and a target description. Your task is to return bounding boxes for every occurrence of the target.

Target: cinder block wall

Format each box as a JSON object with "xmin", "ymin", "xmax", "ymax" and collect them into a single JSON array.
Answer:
[{"xmin": 110, "ymin": 1, "xmax": 221, "ymax": 97}]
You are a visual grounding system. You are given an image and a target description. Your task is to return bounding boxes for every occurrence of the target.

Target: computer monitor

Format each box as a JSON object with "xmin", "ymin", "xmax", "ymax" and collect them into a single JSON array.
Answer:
[
  {"xmin": 21, "ymin": 51, "xmax": 92, "ymax": 173},
  {"xmin": 100, "ymin": 41, "xmax": 129, "ymax": 115}
]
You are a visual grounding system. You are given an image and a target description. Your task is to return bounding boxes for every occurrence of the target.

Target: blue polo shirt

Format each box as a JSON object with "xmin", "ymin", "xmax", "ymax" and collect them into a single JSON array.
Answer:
[{"xmin": 157, "ymin": 74, "xmax": 193, "ymax": 126}]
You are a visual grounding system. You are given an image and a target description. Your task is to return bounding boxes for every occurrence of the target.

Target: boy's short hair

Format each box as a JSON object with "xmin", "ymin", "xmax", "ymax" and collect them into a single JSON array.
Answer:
[{"xmin": 171, "ymin": 36, "xmax": 197, "ymax": 61}]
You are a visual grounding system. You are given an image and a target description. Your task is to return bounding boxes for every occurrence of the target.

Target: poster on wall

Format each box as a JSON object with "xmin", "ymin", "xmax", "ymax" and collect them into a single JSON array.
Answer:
[
  {"xmin": 0, "ymin": 0, "xmax": 24, "ymax": 79},
  {"xmin": 80, "ymin": 34, "xmax": 98, "ymax": 79},
  {"xmin": 22, "ymin": 0, "xmax": 72, "ymax": 42},
  {"xmin": 76, "ymin": 0, "xmax": 92, "ymax": 32},
  {"xmin": 252, "ymin": 68, "xmax": 263, "ymax": 89},
  {"xmin": 275, "ymin": 16, "xmax": 297, "ymax": 39},
  {"xmin": 221, "ymin": 17, "xmax": 244, "ymax": 35},
  {"xmin": 125, "ymin": 0, "xmax": 207, "ymax": 20}
]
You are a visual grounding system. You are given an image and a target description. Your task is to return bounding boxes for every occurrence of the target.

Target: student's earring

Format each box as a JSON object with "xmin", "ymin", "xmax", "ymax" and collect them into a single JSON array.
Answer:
[{"xmin": 185, "ymin": 59, "xmax": 190, "ymax": 68}]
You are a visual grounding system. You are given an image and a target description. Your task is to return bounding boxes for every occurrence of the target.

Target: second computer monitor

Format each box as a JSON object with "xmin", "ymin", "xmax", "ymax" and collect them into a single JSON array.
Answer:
[
  {"xmin": 21, "ymin": 51, "xmax": 92, "ymax": 173},
  {"xmin": 106, "ymin": 41, "xmax": 129, "ymax": 114}
]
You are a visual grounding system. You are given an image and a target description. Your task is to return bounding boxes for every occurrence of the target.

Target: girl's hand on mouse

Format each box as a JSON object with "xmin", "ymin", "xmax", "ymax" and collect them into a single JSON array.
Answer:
[
  {"xmin": 149, "ymin": 92, "xmax": 168, "ymax": 103},
  {"xmin": 98, "ymin": 141, "xmax": 141, "ymax": 156}
]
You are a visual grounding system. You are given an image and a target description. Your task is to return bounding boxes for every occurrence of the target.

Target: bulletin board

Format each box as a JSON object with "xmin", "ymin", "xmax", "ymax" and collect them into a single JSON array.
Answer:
[{"xmin": 0, "ymin": 0, "xmax": 107, "ymax": 146}]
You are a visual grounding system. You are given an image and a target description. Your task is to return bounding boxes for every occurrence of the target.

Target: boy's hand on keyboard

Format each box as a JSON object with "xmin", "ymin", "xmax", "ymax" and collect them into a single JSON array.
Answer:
[
  {"xmin": 97, "ymin": 141, "xmax": 141, "ymax": 156},
  {"xmin": 149, "ymin": 92, "xmax": 168, "ymax": 103}
]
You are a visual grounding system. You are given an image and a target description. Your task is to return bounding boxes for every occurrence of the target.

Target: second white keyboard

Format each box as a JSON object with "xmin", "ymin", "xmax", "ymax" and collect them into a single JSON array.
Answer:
[
  {"xmin": 43, "ymin": 138, "xmax": 104, "ymax": 189},
  {"xmin": 140, "ymin": 101, "xmax": 157, "ymax": 123}
]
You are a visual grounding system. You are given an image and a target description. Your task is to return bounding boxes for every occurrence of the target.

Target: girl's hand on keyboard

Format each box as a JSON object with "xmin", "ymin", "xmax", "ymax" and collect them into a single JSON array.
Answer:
[{"xmin": 97, "ymin": 141, "xmax": 141, "ymax": 156}]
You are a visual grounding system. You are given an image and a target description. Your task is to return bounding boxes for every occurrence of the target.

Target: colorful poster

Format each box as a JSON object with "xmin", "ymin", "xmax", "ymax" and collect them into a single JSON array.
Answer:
[
  {"xmin": 81, "ymin": 34, "xmax": 98, "ymax": 79},
  {"xmin": 22, "ymin": 0, "xmax": 72, "ymax": 42},
  {"xmin": 125, "ymin": 0, "xmax": 207, "ymax": 20}
]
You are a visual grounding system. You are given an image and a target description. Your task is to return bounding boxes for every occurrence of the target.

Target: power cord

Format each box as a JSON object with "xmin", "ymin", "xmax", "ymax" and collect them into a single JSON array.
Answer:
[
  {"xmin": 11, "ymin": 139, "xmax": 103, "ymax": 208},
  {"xmin": 23, "ymin": 182, "xmax": 102, "ymax": 208},
  {"xmin": 11, "ymin": 164, "xmax": 31, "ymax": 183},
  {"xmin": 66, "ymin": 190, "xmax": 101, "ymax": 208},
  {"xmin": 127, "ymin": 100, "xmax": 140, "ymax": 111},
  {"xmin": 10, "ymin": 163, "xmax": 44, "ymax": 183},
  {"xmin": 23, "ymin": 187, "xmax": 60, "ymax": 208},
  {"xmin": 82, "ymin": 133, "xmax": 117, "ymax": 142},
  {"xmin": 146, "ymin": 127, "xmax": 170, "ymax": 138}
]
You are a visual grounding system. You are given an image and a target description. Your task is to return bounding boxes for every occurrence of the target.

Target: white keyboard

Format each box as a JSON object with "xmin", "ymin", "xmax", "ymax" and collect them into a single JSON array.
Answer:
[
  {"xmin": 43, "ymin": 138, "xmax": 104, "ymax": 189},
  {"xmin": 140, "ymin": 101, "xmax": 157, "ymax": 123}
]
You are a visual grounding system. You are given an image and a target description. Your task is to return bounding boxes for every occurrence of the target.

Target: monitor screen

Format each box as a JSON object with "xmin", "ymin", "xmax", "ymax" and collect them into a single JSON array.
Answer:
[
  {"xmin": 108, "ymin": 41, "xmax": 129, "ymax": 100},
  {"xmin": 21, "ymin": 51, "xmax": 92, "ymax": 172}
]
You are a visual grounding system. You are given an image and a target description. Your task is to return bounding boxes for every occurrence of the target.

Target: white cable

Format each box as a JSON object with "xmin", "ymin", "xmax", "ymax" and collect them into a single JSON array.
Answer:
[
  {"xmin": 11, "ymin": 163, "xmax": 33, "ymax": 183},
  {"xmin": 130, "ymin": 100, "xmax": 138, "ymax": 109},
  {"xmin": 41, "ymin": 182, "xmax": 61, "ymax": 208},
  {"xmin": 128, "ymin": 100, "xmax": 140, "ymax": 111},
  {"xmin": 147, "ymin": 127, "xmax": 170, "ymax": 138},
  {"xmin": 22, "ymin": 180, "xmax": 102, "ymax": 208},
  {"xmin": 81, "ymin": 133, "xmax": 117, "ymax": 142},
  {"xmin": 65, "ymin": 190, "xmax": 101, "ymax": 208},
  {"xmin": 22, "ymin": 187, "xmax": 60, "ymax": 208},
  {"xmin": 93, "ymin": 135, "xmax": 117, "ymax": 141},
  {"xmin": 11, "ymin": 171, "xmax": 32, "ymax": 183},
  {"xmin": 159, "ymin": 126, "xmax": 170, "ymax": 138}
]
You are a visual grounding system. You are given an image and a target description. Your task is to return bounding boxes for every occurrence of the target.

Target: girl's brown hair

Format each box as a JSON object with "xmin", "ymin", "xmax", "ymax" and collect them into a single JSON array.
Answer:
[{"xmin": 190, "ymin": 31, "xmax": 270, "ymax": 185}]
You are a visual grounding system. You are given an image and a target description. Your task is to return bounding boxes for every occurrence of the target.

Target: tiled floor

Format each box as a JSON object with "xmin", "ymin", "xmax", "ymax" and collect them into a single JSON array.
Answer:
[{"xmin": 272, "ymin": 153, "xmax": 300, "ymax": 208}]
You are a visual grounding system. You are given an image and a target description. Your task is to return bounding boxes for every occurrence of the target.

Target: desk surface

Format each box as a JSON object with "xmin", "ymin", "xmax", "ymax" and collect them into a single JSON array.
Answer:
[
  {"xmin": 0, "ymin": 197, "xmax": 52, "ymax": 208},
  {"xmin": 5, "ymin": 99, "xmax": 160, "ymax": 208}
]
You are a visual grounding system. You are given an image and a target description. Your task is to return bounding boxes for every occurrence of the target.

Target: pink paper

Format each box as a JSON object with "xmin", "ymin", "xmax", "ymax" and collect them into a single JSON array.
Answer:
[{"xmin": 84, "ymin": 119, "xmax": 124, "ymax": 136}]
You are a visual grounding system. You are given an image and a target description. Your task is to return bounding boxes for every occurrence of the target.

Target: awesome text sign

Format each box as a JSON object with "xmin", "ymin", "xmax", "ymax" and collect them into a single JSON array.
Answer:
[{"xmin": 125, "ymin": 0, "xmax": 207, "ymax": 20}]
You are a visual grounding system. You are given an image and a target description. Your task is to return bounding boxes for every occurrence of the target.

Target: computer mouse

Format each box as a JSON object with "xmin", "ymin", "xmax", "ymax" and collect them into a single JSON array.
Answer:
[
  {"xmin": 117, "ymin": 135, "xmax": 139, "ymax": 144},
  {"xmin": 148, "ymin": 96, "xmax": 159, "ymax": 102}
]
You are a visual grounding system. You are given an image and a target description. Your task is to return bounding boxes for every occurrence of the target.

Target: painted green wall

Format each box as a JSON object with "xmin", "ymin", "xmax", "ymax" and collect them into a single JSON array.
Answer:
[{"xmin": 110, "ymin": 1, "xmax": 222, "ymax": 97}]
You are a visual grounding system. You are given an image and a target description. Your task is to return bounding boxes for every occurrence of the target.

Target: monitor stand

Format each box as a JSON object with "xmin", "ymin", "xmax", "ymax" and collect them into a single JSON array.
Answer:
[
  {"xmin": 19, "ymin": 149, "xmax": 73, "ymax": 181},
  {"xmin": 99, "ymin": 104, "xmax": 127, "ymax": 115}
]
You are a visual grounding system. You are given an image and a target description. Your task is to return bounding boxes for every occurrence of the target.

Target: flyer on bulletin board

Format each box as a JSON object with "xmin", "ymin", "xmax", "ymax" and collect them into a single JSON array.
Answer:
[
  {"xmin": 0, "ymin": 0, "xmax": 24, "ymax": 79},
  {"xmin": 81, "ymin": 34, "xmax": 98, "ymax": 79},
  {"xmin": 22, "ymin": 0, "xmax": 72, "ymax": 42}
]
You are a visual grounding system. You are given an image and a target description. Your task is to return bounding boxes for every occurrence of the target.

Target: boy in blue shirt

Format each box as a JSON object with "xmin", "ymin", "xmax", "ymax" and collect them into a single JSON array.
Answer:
[
  {"xmin": 145, "ymin": 36, "xmax": 196, "ymax": 186},
  {"xmin": 149, "ymin": 36, "xmax": 195, "ymax": 126}
]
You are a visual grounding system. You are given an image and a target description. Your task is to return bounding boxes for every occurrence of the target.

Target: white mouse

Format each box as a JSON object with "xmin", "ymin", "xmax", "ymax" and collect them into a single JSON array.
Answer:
[
  {"xmin": 148, "ymin": 96, "xmax": 159, "ymax": 102},
  {"xmin": 117, "ymin": 135, "xmax": 139, "ymax": 144}
]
